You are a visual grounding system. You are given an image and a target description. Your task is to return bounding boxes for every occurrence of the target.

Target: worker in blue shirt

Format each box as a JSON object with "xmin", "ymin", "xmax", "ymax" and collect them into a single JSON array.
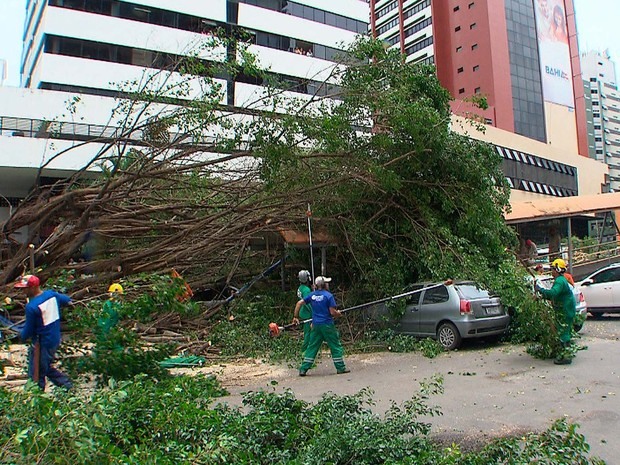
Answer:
[
  {"xmin": 292, "ymin": 276, "xmax": 349, "ymax": 376},
  {"xmin": 16, "ymin": 274, "xmax": 73, "ymax": 390}
]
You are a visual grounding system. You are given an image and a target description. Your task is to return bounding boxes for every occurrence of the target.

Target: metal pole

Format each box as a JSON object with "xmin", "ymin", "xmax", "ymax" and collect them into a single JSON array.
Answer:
[
  {"xmin": 28, "ymin": 243, "xmax": 35, "ymax": 274},
  {"xmin": 307, "ymin": 204, "xmax": 315, "ymax": 283},
  {"xmin": 567, "ymin": 217, "xmax": 573, "ymax": 275}
]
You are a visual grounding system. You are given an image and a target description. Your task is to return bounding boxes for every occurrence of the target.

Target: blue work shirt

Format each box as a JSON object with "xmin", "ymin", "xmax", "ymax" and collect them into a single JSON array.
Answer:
[
  {"xmin": 303, "ymin": 289, "xmax": 337, "ymax": 325},
  {"xmin": 20, "ymin": 290, "xmax": 71, "ymax": 348}
]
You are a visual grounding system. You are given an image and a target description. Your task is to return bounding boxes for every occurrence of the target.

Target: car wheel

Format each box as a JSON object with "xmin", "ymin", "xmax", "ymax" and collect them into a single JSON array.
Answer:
[
  {"xmin": 589, "ymin": 312, "xmax": 604, "ymax": 320},
  {"xmin": 573, "ymin": 323, "xmax": 583, "ymax": 332},
  {"xmin": 437, "ymin": 322, "xmax": 462, "ymax": 350}
]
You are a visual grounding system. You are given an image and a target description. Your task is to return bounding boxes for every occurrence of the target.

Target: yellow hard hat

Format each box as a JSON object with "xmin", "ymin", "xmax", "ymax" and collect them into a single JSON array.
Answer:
[
  {"xmin": 551, "ymin": 258, "xmax": 567, "ymax": 272},
  {"xmin": 108, "ymin": 283, "xmax": 124, "ymax": 294}
]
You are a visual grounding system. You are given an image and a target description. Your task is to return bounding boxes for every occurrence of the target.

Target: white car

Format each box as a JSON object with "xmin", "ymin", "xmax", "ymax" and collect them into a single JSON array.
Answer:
[
  {"xmin": 535, "ymin": 275, "xmax": 587, "ymax": 332},
  {"xmin": 575, "ymin": 263, "xmax": 620, "ymax": 317}
]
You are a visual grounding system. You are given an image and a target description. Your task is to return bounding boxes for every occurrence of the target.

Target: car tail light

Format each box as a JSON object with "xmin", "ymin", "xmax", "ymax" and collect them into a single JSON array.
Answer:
[
  {"xmin": 578, "ymin": 292, "xmax": 585, "ymax": 303},
  {"xmin": 460, "ymin": 299, "xmax": 472, "ymax": 314}
]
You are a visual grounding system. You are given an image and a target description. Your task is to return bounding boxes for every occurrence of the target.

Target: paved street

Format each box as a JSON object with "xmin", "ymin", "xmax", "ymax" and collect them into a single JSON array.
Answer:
[{"xmin": 221, "ymin": 317, "xmax": 620, "ymax": 464}]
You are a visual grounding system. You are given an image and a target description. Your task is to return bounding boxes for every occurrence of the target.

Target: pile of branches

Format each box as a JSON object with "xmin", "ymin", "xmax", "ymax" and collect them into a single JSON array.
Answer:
[
  {"xmin": 0, "ymin": 140, "xmax": 304, "ymax": 291},
  {"xmin": 0, "ymin": 57, "xmax": 325, "ymax": 293}
]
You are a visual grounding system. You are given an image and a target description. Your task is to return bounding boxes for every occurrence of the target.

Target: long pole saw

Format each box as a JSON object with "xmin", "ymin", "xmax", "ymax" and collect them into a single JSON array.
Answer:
[
  {"xmin": 268, "ymin": 279, "xmax": 453, "ymax": 337},
  {"xmin": 28, "ymin": 243, "xmax": 41, "ymax": 385},
  {"xmin": 306, "ymin": 204, "xmax": 315, "ymax": 284}
]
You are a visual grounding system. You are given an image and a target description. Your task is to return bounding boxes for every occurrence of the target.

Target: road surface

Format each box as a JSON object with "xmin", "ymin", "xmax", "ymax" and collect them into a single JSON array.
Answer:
[{"xmin": 220, "ymin": 317, "xmax": 620, "ymax": 463}]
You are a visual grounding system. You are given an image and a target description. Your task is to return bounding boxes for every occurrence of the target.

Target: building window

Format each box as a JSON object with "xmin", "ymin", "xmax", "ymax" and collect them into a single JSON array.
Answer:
[
  {"xmin": 473, "ymin": 65, "xmax": 479, "ymax": 72},
  {"xmin": 470, "ymin": 23, "xmax": 476, "ymax": 29},
  {"xmin": 456, "ymin": 46, "xmax": 462, "ymax": 52},
  {"xmin": 404, "ymin": 36, "xmax": 434, "ymax": 56},
  {"xmin": 376, "ymin": 0, "xmax": 398, "ymax": 19},
  {"xmin": 468, "ymin": 2, "xmax": 475, "ymax": 8},
  {"xmin": 475, "ymin": 87, "xmax": 481, "ymax": 94},
  {"xmin": 453, "ymin": 6, "xmax": 460, "ymax": 11},
  {"xmin": 459, "ymin": 88, "xmax": 465, "ymax": 94},
  {"xmin": 595, "ymin": 137, "xmax": 603, "ymax": 142},
  {"xmin": 402, "ymin": 17, "xmax": 433, "ymax": 40},
  {"xmin": 594, "ymin": 125, "xmax": 601, "ymax": 130},
  {"xmin": 455, "ymin": 26, "xmax": 461, "ymax": 32},
  {"xmin": 471, "ymin": 43, "xmax": 478, "ymax": 50},
  {"xmin": 594, "ymin": 112, "xmax": 600, "ymax": 118},
  {"xmin": 593, "ymin": 101, "xmax": 600, "ymax": 106},
  {"xmin": 590, "ymin": 77, "xmax": 598, "ymax": 82},
  {"xmin": 591, "ymin": 89, "xmax": 598, "ymax": 94},
  {"xmin": 457, "ymin": 67, "xmax": 464, "ymax": 73},
  {"xmin": 484, "ymin": 117, "xmax": 492, "ymax": 124},
  {"xmin": 402, "ymin": 0, "xmax": 432, "ymax": 21}
]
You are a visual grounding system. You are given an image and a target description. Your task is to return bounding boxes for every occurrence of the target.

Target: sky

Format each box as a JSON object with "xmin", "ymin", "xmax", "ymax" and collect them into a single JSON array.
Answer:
[{"xmin": 0, "ymin": 0, "xmax": 618, "ymax": 87}]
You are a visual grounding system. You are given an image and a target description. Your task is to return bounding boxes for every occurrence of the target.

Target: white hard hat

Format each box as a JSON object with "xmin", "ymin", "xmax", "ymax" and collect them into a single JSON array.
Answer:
[
  {"xmin": 298, "ymin": 270, "xmax": 311, "ymax": 283},
  {"xmin": 314, "ymin": 276, "xmax": 332, "ymax": 287}
]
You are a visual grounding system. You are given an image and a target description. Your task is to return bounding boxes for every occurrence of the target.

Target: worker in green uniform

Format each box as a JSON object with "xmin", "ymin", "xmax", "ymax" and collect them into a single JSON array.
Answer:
[
  {"xmin": 296, "ymin": 270, "xmax": 313, "ymax": 352},
  {"xmin": 535, "ymin": 258, "xmax": 576, "ymax": 365},
  {"xmin": 293, "ymin": 276, "xmax": 349, "ymax": 376},
  {"xmin": 98, "ymin": 283, "xmax": 123, "ymax": 335}
]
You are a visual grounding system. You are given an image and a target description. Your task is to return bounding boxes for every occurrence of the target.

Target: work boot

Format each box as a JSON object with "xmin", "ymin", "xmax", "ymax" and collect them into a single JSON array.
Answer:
[
  {"xmin": 553, "ymin": 358, "xmax": 572, "ymax": 365},
  {"xmin": 299, "ymin": 370, "xmax": 307, "ymax": 377},
  {"xmin": 337, "ymin": 368, "xmax": 351, "ymax": 374}
]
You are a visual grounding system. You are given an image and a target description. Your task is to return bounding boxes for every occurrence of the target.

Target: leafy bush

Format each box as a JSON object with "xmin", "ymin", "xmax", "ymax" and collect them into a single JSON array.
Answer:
[
  {"xmin": 62, "ymin": 326, "xmax": 174, "ymax": 385},
  {"xmin": 208, "ymin": 292, "xmax": 302, "ymax": 362},
  {"xmin": 116, "ymin": 273, "xmax": 201, "ymax": 321},
  {"xmin": 0, "ymin": 374, "xmax": 227, "ymax": 464},
  {"xmin": 0, "ymin": 375, "xmax": 605, "ymax": 464},
  {"xmin": 477, "ymin": 261, "xmax": 566, "ymax": 359},
  {"xmin": 358, "ymin": 329, "xmax": 444, "ymax": 358},
  {"xmin": 57, "ymin": 274, "xmax": 196, "ymax": 384}
]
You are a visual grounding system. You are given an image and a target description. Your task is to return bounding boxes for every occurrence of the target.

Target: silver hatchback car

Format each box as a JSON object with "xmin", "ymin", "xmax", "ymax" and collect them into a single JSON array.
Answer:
[{"xmin": 391, "ymin": 281, "xmax": 510, "ymax": 350}]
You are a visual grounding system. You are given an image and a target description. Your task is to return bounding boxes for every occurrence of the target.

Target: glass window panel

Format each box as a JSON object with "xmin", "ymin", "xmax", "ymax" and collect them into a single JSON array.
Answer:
[{"xmin": 314, "ymin": 9, "xmax": 325, "ymax": 23}]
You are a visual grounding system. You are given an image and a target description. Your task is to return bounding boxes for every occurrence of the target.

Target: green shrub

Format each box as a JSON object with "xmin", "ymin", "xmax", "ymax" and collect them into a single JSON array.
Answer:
[
  {"xmin": 358, "ymin": 329, "xmax": 444, "ymax": 358},
  {"xmin": 0, "ymin": 375, "xmax": 605, "ymax": 464}
]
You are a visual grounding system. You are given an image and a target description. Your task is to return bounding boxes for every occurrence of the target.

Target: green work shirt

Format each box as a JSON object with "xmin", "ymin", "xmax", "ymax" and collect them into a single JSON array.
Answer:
[
  {"xmin": 98, "ymin": 299, "xmax": 120, "ymax": 335},
  {"xmin": 538, "ymin": 274, "xmax": 576, "ymax": 319},
  {"xmin": 297, "ymin": 284, "xmax": 313, "ymax": 320}
]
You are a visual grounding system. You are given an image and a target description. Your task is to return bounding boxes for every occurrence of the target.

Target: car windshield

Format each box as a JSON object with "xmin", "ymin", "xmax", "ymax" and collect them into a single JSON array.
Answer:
[{"xmin": 456, "ymin": 284, "xmax": 489, "ymax": 299}]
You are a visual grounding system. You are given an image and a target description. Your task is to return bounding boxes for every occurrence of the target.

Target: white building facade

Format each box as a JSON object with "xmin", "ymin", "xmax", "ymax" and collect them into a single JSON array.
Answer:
[
  {"xmin": 21, "ymin": 0, "xmax": 368, "ymax": 99},
  {"xmin": 1, "ymin": 0, "xmax": 369, "ymax": 226},
  {"xmin": 581, "ymin": 50, "xmax": 620, "ymax": 191}
]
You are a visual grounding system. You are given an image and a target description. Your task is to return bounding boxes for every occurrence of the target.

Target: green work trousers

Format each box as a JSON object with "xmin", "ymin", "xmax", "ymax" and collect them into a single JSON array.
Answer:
[
  {"xmin": 302, "ymin": 321, "xmax": 312, "ymax": 353},
  {"xmin": 557, "ymin": 311, "xmax": 575, "ymax": 344},
  {"xmin": 300, "ymin": 323, "xmax": 346, "ymax": 372}
]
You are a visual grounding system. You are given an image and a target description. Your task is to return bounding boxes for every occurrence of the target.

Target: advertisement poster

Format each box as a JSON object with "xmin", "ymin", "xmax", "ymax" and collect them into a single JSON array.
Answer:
[{"xmin": 534, "ymin": 0, "xmax": 575, "ymax": 108}]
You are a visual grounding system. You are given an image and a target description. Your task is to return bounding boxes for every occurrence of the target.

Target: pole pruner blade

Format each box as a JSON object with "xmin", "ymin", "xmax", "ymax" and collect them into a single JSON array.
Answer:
[{"xmin": 268, "ymin": 322, "xmax": 282, "ymax": 337}]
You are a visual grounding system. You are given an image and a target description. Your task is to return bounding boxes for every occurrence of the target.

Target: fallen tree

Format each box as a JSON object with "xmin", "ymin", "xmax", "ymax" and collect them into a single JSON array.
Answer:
[{"xmin": 1, "ymin": 36, "xmax": 515, "ymax": 301}]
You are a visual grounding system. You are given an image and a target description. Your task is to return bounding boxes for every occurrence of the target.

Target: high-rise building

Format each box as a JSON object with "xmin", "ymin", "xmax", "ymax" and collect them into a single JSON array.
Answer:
[
  {"xmin": 370, "ymin": 0, "xmax": 434, "ymax": 64},
  {"xmin": 581, "ymin": 50, "xmax": 620, "ymax": 191},
  {"xmin": 20, "ymin": 0, "xmax": 368, "ymax": 102},
  {"xmin": 369, "ymin": 0, "xmax": 589, "ymax": 157},
  {"xmin": 2, "ymin": 0, "xmax": 368, "ymax": 228}
]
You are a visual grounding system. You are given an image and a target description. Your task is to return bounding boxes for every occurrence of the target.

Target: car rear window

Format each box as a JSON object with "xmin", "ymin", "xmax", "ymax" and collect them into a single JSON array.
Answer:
[{"xmin": 455, "ymin": 284, "xmax": 490, "ymax": 299}]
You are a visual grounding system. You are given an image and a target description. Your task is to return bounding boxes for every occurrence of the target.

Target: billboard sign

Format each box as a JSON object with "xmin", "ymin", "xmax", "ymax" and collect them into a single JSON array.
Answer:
[{"xmin": 534, "ymin": 0, "xmax": 574, "ymax": 108}]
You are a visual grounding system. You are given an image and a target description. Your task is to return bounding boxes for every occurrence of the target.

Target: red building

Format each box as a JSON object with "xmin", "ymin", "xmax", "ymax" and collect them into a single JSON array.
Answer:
[{"xmin": 370, "ymin": 0, "xmax": 589, "ymax": 157}]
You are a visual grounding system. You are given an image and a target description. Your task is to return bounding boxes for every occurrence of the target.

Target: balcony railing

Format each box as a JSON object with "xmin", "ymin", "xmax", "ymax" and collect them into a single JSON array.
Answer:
[{"xmin": 0, "ymin": 115, "xmax": 216, "ymax": 147}]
